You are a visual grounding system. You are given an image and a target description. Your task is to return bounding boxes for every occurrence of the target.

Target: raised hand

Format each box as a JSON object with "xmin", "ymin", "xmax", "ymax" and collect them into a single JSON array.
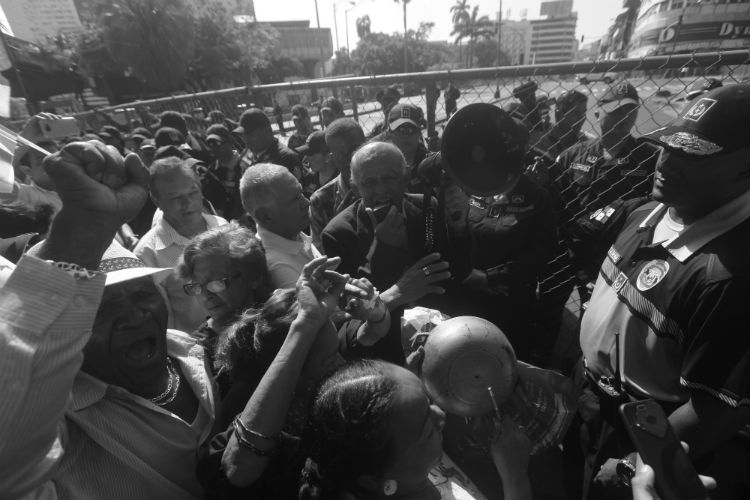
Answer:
[
  {"xmin": 32, "ymin": 141, "xmax": 149, "ymax": 269},
  {"xmin": 382, "ymin": 253, "xmax": 451, "ymax": 309},
  {"xmin": 43, "ymin": 141, "xmax": 148, "ymax": 226},
  {"xmin": 296, "ymin": 256, "xmax": 352, "ymax": 327}
]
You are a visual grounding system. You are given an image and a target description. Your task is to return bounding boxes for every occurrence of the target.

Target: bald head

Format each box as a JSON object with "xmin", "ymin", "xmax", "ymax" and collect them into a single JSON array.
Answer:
[{"xmin": 350, "ymin": 142, "xmax": 408, "ymax": 208}]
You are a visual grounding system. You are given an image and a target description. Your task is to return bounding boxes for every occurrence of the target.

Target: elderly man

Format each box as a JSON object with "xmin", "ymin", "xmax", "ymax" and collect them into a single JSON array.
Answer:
[
  {"xmin": 240, "ymin": 163, "xmax": 319, "ymax": 289},
  {"xmin": 235, "ymin": 108, "xmax": 301, "ymax": 179},
  {"xmin": 0, "ymin": 142, "xmax": 218, "ymax": 499},
  {"xmin": 322, "ymin": 142, "xmax": 456, "ymax": 363},
  {"xmin": 134, "ymin": 157, "xmax": 227, "ymax": 332},
  {"xmin": 308, "ymin": 118, "xmax": 365, "ymax": 248},
  {"xmin": 575, "ymin": 84, "xmax": 750, "ymax": 499}
]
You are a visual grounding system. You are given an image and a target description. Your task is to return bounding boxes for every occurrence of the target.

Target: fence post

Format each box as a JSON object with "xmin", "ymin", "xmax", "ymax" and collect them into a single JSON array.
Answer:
[
  {"xmin": 350, "ymin": 85, "xmax": 359, "ymax": 123},
  {"xmin": 425, "ymin": 78, "xmax": 439, "ymax": 140}
]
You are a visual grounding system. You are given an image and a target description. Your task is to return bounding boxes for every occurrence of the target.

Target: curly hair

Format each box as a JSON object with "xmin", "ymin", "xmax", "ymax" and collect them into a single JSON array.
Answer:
[
  {"xmin": 299, "ymin": 359, "xmax": 401, "ymax": 500},
  {"xmin": 213, "ymin": 288, "xmax": 299, "ymax": 382},
  {"xmin": 177, "ymin": 222, "xmax": 271, "ymax": 299}
]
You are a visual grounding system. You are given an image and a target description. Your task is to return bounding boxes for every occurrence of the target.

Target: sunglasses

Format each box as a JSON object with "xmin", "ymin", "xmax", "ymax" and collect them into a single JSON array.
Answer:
[
  {"xmin": 392, "ymin": 125, "xmax": 420, "ymax": 137},
  {"xmin": 183, "ymin": 272, "xmax": 241, "ymax": 296}
]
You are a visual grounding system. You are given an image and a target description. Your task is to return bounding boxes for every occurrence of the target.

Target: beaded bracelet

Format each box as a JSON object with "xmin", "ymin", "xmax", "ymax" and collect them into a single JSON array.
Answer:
[{"xmin": 50, "ymin": 261, "xmax": 99, "ymax": 280}]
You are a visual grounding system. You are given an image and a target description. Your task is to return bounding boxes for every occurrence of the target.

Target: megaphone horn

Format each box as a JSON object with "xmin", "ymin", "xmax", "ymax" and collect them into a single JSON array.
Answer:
[{"xmin": 440, "ymin": 103, "xmax": 528, "ymax": 197}]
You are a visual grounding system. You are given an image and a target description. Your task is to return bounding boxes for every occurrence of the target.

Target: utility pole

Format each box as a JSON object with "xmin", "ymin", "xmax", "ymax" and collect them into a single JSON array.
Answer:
[
  {"xmin": 333, "ymin": 3, "xmax": 340, "ymax": 52},
  {"xmin": 496, "ymin": 0, "xmax": 502, "ymax": 65},
  {"xmin": 314, "ymin": 0, "xmax": 321, "ymax": 28},
  {"xmin": 402, "ymin": 0, "xmax": 408, "ymax": 73}
]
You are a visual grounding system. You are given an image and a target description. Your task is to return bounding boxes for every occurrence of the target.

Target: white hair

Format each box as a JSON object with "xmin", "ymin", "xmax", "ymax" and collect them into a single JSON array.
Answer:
[
  {"xmin": 239, "ymin": 163, "xmax": 293, "ymax": 216},
  {"xmin": 350, "ymin": 141, "xmax": 407, "ymax": 186}
]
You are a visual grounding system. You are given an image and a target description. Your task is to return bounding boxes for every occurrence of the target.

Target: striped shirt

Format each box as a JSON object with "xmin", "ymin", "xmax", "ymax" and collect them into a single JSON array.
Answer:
[
  {"xmin": 0, "ymin": 256, "xmax": 218, "ymax": 499},
  {"xmin": 580, "ymin": 193, "xmax": 750, "ymax": 407}
]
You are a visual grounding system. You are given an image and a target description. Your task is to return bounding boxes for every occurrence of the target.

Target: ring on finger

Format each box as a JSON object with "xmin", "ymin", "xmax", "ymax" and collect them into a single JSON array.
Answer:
[{"xmin": 421, "ymin": 266, "xmax": 430, "ymax": 276}]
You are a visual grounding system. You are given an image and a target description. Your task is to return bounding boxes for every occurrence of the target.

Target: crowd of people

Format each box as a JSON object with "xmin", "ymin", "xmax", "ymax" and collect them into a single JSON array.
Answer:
[{"xmin": 0, "ymin": 77, "xmax": 748, "ymax": 500}]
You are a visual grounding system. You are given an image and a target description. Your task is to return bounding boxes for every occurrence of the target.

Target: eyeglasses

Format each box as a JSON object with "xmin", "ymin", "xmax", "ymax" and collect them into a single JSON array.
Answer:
[
  {"xmin": 207, "ymin": 140, "xmax": 225, "ymax": 148},
  {"xmin": 183, "ymin": 272, "xmax": 241, "ymax": 296}
]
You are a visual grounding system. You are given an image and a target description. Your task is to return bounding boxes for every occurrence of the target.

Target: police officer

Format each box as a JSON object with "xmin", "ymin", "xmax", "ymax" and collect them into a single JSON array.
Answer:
[
  {"xmin": 551, "ymin": 81, "xmax": 658, "ymax": 227},
  {"xmin": 575, "ymin": 84, "xmax": 750, "ymax": 499},
  {"xmin": 460, "ymin": 115, "xmax": 558, "ymax": 360}
]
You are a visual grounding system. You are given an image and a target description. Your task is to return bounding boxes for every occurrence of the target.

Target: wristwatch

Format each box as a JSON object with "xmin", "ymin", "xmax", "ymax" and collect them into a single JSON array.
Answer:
[{"xmin": 616, "ymin": 456, "xmax": 636, "ymax": 487}]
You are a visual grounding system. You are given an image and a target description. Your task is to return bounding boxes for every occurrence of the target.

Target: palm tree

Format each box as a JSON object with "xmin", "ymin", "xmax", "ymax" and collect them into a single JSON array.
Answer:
[
  {"xmin": 356, "ymin": 15, "xmax": 371, "ymax": 39},
  {"xmin": 464, "ymin": 6, "xmax": 495, "ymax": 68},
  {"xmin": 393, "ymin": 0, "xmax": 410, "ymax": 72},
  {"xmin": 450, "ymin": 0, "xmax": 470, "ymax": 66}
]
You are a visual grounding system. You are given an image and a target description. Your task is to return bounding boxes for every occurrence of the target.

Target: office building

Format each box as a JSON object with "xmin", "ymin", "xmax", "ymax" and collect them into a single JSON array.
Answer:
[
  {"xmin": 628, "ymin": 0, "xmax": 750, "ymax": 57},
  {"xmin": 0, "ymin": 0, "xmax": 81, "ymax": 43},
  {"xmin": 500, "ymin": 19, "xmax": 532, "ymax": 65},
  {"xmin": 529, "ymin": 1, "xmax": 578, "ymax": 64}
]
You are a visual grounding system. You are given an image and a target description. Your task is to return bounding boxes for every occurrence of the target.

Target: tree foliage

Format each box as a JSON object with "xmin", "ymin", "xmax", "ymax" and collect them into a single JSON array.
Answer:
[
  {"xmin": 350, "ymin": 23, "xmax": 450, "ymax": 76},
  {"xmin": 449, "ymin": 3, "xmax": 495, "ymax": 68},
  {"xmin": 43, "ymin": 0, "xmax": 301, "ymax": 97}
]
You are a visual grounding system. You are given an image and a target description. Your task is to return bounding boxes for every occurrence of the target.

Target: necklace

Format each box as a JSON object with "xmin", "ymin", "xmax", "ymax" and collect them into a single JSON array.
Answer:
[{"xmin": 150, "ymin": 357, "xmax": 180, "ymax": 406}]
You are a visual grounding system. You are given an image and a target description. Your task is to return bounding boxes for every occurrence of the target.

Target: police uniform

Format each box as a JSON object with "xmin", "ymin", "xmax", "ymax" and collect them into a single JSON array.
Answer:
[
  {"xmin": 551, "ymin": 135, "xmax": 658, "ymax": 225},
  {"xmin": 466, "ymin": 175, "xmax": 558, "ymax": 358},
  {"xmin": 573, "ymin": 196, "xmax": 750, "ymax": 498}
]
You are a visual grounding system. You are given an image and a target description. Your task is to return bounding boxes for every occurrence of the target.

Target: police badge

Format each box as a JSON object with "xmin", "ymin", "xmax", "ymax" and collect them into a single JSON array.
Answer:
[{"xmin": 636, "ymin": 260, "xmax": 670, "ymax": 291}]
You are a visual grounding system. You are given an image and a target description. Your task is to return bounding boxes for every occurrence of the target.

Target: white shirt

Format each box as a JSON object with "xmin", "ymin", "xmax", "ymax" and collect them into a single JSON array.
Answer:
[
  {"xmin": 256, "ymin": 225, "xmax": 322, "ymax": 289},
  {"xmin": 134, "ymin": 214, "xmax": 227, "ymax": 332}
]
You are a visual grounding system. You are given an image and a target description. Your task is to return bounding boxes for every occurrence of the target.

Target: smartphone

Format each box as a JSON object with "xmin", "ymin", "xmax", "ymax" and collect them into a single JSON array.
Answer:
[
  {"xmin": 619, "ymin": 400, "xmax": 708, "ymax": 500},
  {"xmin": 40, "ymin": 117, "xmax": 79, "ymax": 140}
]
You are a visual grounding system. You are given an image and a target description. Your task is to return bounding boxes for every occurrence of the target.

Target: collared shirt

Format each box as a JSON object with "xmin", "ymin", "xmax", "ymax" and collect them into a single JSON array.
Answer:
[
  {"xmin": 309, "ymin": 174, "xmax": 358, "ymax": 250},
  {"xmin": 256, "ymin": 225, "xmax": 321, "ymax": 289},
  {"xmin": 0, "ymin": 256, "xmax": 218, "ymax": 499},
  {"xmin": 134, "ymin": 214, "xmax": 227, "ymax": 332},
  {"xmin": 580, "ymin": 193, "xmax": 750, "ymax": 407}
]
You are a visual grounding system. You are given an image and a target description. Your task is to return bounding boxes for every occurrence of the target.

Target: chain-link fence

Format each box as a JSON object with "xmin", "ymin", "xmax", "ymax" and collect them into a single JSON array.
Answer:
[{"xmin": 68, "ymin": 50, "xmax": 750, "ymax": 367}]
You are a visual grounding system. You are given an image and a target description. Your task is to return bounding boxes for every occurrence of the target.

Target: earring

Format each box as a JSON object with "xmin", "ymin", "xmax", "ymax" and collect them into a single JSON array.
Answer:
[{"xmin": 383, "ymin": 479, "xmax": 398, "ymax": 496}]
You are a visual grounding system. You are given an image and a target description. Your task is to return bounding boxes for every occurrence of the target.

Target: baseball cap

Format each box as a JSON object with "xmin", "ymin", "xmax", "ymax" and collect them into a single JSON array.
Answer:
[
  {"xmin": 556, "ymin": 90, "xmax": 588, "ymax": 110},
  {"xmin": 320, "ymin": 97, "xmax": 344, "ymax": 115},
  {"xmin": 388, "ymin": 103, "xmax": 425, "ymax": 130},
  {"xmin": 291, "ymin": 104, "xmax": 309, "ymax": 119},
  {"xmin": 139, "ymin": 138, "xmax": 156, "ymax": 151},
  {"xmin": 641, "ymin": 83, "xmax": 749, "ymax": 158},
  {"xmin": 98, "ymin": 125, "xmax": 121, "ymax": 140},
  {"xmin": 685, "ymin": 78, "xmax": 723, "ymax": 101},
  {"xmin": 295, "ymin": 130, "xmax": 328, "ymax": 156},
  {"xmin": 206, "ymin": 124, "xmax": 231, "ymax": 143},
  {"xmin": 598, "ymin": 81, "xmax": 639, "ymax": 112},
  {"xmin": 154, "ymin": 127, "xmax": 186, "ymax": 148},
  {"xmin": 233, "ymin": 108, "xmax": 271, "ymax": 134},
  {"xmin": 131, "ymin": 126, "xmax": 153, "ymax": 139}
]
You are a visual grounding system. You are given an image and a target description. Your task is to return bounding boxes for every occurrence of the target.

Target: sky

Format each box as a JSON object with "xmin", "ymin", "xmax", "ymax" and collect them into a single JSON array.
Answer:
[{"xmin": 254, "ymin": 0, "xmax": 626, "ymax": 51}]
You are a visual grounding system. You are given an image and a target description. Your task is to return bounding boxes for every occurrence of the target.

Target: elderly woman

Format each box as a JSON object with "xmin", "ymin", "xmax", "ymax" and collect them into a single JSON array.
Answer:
[{"xmin": 176, "ymin": 223, "xmax": 271, "ymax": 381}]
